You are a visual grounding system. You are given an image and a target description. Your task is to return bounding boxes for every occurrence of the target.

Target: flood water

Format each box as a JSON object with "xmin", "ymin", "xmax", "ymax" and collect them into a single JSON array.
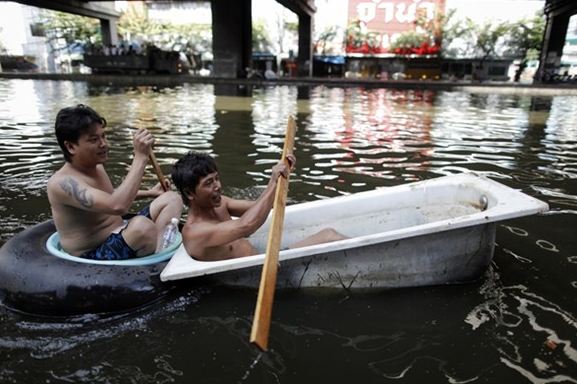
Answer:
[{"xmin": 0, "ymin": 79, "xmax": 576, "ymax": 383}]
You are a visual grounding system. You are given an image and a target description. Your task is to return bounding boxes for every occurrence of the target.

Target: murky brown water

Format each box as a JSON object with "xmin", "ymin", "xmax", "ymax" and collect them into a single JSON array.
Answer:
[{"xmin": 1, "ymin": 79, "xmax": 576, "ymax": 383}]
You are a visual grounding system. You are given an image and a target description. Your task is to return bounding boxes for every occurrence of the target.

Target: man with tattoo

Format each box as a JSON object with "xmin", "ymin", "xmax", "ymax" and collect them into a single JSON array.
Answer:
[{"xmin": 47, "ymin": 104, "xmax": 183, "ymax": 260}]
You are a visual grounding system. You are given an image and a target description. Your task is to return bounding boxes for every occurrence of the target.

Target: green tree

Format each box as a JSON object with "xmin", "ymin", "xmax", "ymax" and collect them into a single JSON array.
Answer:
[
  {"xmin": 437, "ymin": 9, "xmax": 468, "ymax": 58},
  {"xmin": 172, "ymin": 24, "xmax": 211, "ymax": 54},
  {"xmin": 505, "ymin": 11, "xmax": 544, "ymax": 58},
  {"xmin": 42, "ymin": 10, "xmax": 101, "ymax": 52},
  {"xmin": 117, "ymin": 5, "xmax": 211, "ymax": 56},
  {"xmin": 118, "ymin": 4, "xmax": 163, "ymax": 43},
  {"xmin": 454, "ymin": 19, "xmax": 510, "ymax": 80},
  {"xmin": 314, "ymin": 25, "xmax": 342, "ymax": 55},
  {"xmin": 504, "ymin": 11, "xmax": 545, "ymax": 81},
  {"xmin": 461, "ymin": 19, "xmax": 510, "ymax": 60},
  {"xmin": 252, "ymin": 20, "xmax": 274, "ymax": 52}
]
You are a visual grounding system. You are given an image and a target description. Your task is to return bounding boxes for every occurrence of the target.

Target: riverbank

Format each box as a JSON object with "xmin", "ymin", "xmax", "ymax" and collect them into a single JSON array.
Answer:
[{"xmin": 2, "ymin": 71, "xmax": 577, "ymax": 95}]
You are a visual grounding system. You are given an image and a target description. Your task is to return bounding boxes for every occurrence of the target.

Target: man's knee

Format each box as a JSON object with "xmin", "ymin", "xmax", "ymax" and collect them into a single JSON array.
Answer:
[
  {"xmin": 125, "ymin": 216, "xmax": 158, "ymax": 242},
  {"xmin": 160, "ymin": 191, "xmax": 182, "ymax": 206},
  {"xmin": 153, "ymin": 191, "xmax": 183, "ymax": 212},
  {"xmin": 150, "ymin": 191, "xmax": 183, "ymax": 221}
]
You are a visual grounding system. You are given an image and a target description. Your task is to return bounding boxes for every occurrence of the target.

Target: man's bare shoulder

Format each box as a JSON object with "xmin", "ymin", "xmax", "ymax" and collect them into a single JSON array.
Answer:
[
  {"xmin": 221, "ymin": 195, "xmax": 254, "ymax": 217},
  {"xmin": 47, "ymin": 165, "xmax": 98, "ymax": 210},
  {"xmin": 181, "ymin": 204, "xmax": 235, "ymax": 242},
  {"xmin": 47, "ymin": 166, "xmax": 71, "ymax": 193}
]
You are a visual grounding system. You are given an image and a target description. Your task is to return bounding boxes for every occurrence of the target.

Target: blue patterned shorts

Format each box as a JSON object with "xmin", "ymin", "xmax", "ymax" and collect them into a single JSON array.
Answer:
[{"xmin": 79, "ymin": 205, "xmax": 152, "ymax": 260}]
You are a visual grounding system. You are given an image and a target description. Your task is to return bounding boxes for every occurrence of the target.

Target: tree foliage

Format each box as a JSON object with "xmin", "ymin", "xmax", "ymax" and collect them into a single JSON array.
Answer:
[
  {"xmin": 41, "ymin": 10, "xmax": 101, "ymax": 52},
  {"xmin": 117, "ymin": 4, "xmax": 162, "ymax": 39},
  {"xmin": 390, "ymin": 31, "xmax": 428, "ymax": 51},
  {"xmin": 315, "ymin": 25, "xmax": 343, "ymax": 55},
  {"xmin": 445, "ymin": 10, "xmax": 544, "ymax": 61},
  {"xmin": 339, "ymin": 8, "xmax": 545, "ymax": 62},
  {"xmin": 504, "ymin": 11, "xmax": 545, "ymax": 59},
  {"xmin": 461, "ymin": 19, "xmax": 510, "ymax": 60},
  {"xmin": 117, "ymin": 5, "xmax": 211, "ymax": 53},
  {"xmin": 252, "ymin": 20, "xmax": 274, "ymax": 53},
  {"xmin": 437, "ymin": 9, "xmax": 469, "ymax": 57}
]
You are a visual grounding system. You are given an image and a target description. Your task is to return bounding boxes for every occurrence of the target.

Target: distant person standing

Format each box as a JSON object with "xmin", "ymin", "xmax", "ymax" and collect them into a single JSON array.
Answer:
[{"xmin": 264, "ymin": 62, "xmax": 277, "ymax": 79}]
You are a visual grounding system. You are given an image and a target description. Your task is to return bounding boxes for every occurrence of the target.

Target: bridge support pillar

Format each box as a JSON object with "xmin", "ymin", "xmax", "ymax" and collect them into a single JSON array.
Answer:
[
  {"xmin": 211, "ymin": 0, "xmax": 252, "ymax": 79},
  {"xmin": 536, "ymin": 13, "xmax": 570, "ymax": 82},
  {"xmin": 297, "ymin": 13, "xmax": 313, "ymax": 77},
  {"xmin": 100, "ymin": 18, "xmax": 119, "ymax": 47}
]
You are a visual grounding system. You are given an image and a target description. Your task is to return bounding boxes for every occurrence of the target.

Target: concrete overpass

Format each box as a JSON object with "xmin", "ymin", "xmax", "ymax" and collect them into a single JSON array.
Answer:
[
  {"xmin": 537, "ymin": 0, "xmax": 577, "ymax": 82},
  {"xmin": 10, "ymin": 0, "xmax": 121, "ymax": 53},
  {"xmin": 6, "ymin": 0, "xmax": 577, "ymax": 83},
  {"xmin": 6, "ymin": 0, "xmax": 316, "ymax": 78}
]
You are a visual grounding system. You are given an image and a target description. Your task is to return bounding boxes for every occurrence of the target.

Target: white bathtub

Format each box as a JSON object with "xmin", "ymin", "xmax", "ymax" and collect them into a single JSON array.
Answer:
[{"xmin": 161, "ymin": 173, "xmax": 548, "ymax": 289}]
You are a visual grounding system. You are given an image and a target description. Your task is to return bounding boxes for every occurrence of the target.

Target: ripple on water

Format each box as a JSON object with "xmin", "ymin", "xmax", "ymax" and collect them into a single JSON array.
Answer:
[
  {"xmin": 49, "ymin": 356, "xmax": 184, "ymax": 384},
  {"xmin": 465, "ymin": 269, "xmax": 577, "ymax": 383},
  {"xmin": 502, "ymin": 225, "xmax": 529, "ymax": 237},
  {"xmin": 1, "ymin": 82, "xmax": 577, "ymax": 383},
  {"xmin": 0, "ymin": 289, "xmax": 203, "ymax": 360},
  {"xmin": 535, "ymin": 239, "xmax": 560, "ymax": 253}
]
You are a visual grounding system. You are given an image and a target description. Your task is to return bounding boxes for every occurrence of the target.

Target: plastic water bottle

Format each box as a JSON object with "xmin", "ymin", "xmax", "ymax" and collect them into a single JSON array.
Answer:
[{"xmin": 160, "ymin": 217, "xmax": 179, "ymax": 250}]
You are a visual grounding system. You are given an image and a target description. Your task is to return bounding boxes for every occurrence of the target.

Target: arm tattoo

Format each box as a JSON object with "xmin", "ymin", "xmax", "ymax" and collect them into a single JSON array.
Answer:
[{"xmin": 59, "ymin": 177, "xmax": 93, "ymax": 208}]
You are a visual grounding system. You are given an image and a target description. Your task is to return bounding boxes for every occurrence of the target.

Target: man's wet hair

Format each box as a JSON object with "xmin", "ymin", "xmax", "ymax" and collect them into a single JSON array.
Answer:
[
  {"xmin": 55, "ymin": 104, "xmax": 107, "ymax": 162},
  {"xmin": 172, "ymin": 151, "xmax": 218, "ymax": 205}
]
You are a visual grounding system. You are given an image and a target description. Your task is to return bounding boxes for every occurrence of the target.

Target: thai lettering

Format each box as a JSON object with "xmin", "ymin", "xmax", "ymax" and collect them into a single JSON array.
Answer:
[
  {"xmin": 377, "ymin": 2, "xmax": 395, "ymax": 23},
  {"xmin": 355, "ymin": 0, "xmax": 437, "ymax": 25},
  {"xmin": 395, "ymin": 2, "xmax": 414, "ymax": 23},
  {"xmin": 356, "ymin": 1, "xmax": 378, "ymax": 23}
]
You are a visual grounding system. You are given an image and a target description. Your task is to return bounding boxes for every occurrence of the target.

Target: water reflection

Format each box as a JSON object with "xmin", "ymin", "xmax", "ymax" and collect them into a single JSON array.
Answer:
[
  {"xmin": 0, "ymin": 79, "xmax": 576, "ymax": 383},
  {"xmin": 466, "ymin": 269, "xmax": 577, "ymax": 384}
]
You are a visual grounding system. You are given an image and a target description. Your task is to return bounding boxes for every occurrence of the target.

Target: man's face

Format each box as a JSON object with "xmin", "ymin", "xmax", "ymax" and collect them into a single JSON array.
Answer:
[
  {"xmin": 191, "ymin": 171, "xmax": 222, "ymax": 207},
  {"xmin": 66, "ymin": 123, "xmax": 109, "ymax": 165}
]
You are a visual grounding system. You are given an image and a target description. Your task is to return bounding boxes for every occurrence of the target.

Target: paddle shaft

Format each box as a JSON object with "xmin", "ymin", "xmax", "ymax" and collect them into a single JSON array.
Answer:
[
  {"xmin": 149, "ymin": 151, "xmax": 168, "ymax": 192},
  {"xmin": 133, "ymin": 124, "xmax": 168, "ymax": 192},
  {"xmin": 250, "ymin": 116, "xmax": 297, "ymax": 351}
]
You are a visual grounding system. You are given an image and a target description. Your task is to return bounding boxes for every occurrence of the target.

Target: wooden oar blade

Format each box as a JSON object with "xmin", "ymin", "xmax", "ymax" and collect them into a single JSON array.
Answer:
[{"xmin": 250, "ymin": 116, "xmax": 297, "ymax": 351}]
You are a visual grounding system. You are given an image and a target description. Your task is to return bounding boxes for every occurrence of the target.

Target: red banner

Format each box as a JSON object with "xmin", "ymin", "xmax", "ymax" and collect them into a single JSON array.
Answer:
[{"xmin": 347, "ymin": 0, "xmax": 446, "ymax": 54}]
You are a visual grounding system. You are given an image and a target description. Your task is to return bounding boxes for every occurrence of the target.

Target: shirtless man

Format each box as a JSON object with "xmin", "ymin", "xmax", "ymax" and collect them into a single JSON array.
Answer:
[
  {"xmin": 171, "ymin": 151, "xmax": 346, "ymax": 261},
  {"xmin": 47, "ymin": 104, "xmax": 183, "ymax": 260}
]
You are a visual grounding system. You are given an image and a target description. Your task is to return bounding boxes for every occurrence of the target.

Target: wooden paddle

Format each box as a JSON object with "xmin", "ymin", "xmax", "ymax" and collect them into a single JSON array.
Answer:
[
  {"xmin": 149, "ymin": 151, "xmax": 168, "ymax": 192},
  {"xmin": 133, "ymin": 121, "xmax": 168, "ymax": 192},
  {"xmin": 250, "ymin": 116, "xmax": 297, "ymax": 351}
]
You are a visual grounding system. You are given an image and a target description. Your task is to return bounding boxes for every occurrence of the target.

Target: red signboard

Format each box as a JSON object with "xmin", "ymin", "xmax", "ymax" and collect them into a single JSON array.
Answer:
[{"xmin": 347, "ymin": 0, "xmax": 446, "ymax": 54}]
